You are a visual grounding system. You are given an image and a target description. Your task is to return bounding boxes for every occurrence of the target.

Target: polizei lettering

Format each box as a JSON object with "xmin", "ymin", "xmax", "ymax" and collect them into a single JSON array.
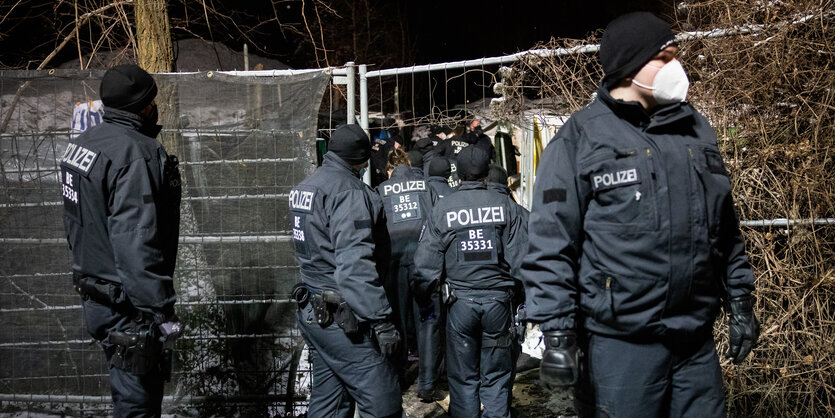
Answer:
[
  {"xmin": 289, "ymin": 189, "xmax": 315, "ymax": 211},
  {"xmin": 446, "ymin": 206, "xmax": 505, "ymax": 228},
  {"xmin": 383, "ymin": 180, "xmax": 426, "ymax": 195},
  {"xmin": 61, "ymin": 143, "xmax": 99, "ymax": 175},
  {"xmin": 592, "ymin": 168, "xmax": 638, "ymax": 190}
]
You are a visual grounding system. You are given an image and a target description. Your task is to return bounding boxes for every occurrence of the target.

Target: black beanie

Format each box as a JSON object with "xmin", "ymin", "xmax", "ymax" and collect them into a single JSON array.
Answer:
[
  {"xmin": 100, "ymin": 64, "xmax": 158, "ymax": 113},
  {"xmin": 428, "ymin": 157, "xmax": 451, "ymax": 178},
  {"xmin": 487, "ymin": 164, "xmax": 508, "ymax": 185},
  {"xmin": 456, "ymin": 146, "xmax": 490, "ymax": 181},
  {"xmin": 328, "ymin": 124, "xmax": 371, "ymax": 165},
  {"xmin": 414, "ymin": 137, "xmax": 435, "ymax": 153},
  {"xmin": 407, "ymin": 150, "xmax": 424, "ymax": 167},
  {"xmin": 599, "ymin": 12, "xmax": 675, "ymax": 88}
]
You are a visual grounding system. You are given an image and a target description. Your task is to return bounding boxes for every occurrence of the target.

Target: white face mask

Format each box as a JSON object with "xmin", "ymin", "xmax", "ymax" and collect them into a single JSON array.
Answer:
[{"xmin": 632, "ymin": 59, "xmax": 690, "ymax": 105}]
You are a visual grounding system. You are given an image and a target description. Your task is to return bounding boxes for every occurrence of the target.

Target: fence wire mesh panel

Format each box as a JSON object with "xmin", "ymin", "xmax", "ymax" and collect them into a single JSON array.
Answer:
[{"xmin": 0, "ymin": 69, "xmax": 328, "ymax": 416}]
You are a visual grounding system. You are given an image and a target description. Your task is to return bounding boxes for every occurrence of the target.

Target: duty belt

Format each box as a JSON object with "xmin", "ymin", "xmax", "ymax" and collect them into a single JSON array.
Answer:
[{"xmin": 292, "ymin": 283, "xmax": 360, "ymax": 335}]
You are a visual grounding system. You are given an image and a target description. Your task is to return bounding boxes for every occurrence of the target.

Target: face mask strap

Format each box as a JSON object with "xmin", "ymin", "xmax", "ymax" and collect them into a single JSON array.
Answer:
[{"xmin": 632, "ymin": 79, "xmax": 655, "ymax": 90}]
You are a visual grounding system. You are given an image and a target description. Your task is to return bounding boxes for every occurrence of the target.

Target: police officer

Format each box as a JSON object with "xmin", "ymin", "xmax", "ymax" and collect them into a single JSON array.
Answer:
[
  {"xmin": 61, "ymin": 64, "xmax": 182, "ymax": 417},
  {"xmin": 376, "ymin": 148, "xmax": 442, "ymax": 401},
  {"xmin": 426, "ymin": 157, "xmax": 455, "ymax": 199},
  {"xmin": 289, "ymin": 124, "xmax": 404, "ymax": 418},
  {"xmin": 521, "ymin": 12, "xmax": 760, "ymax": 417},
  {"xmin": 414, "ymin": 146, "xmax": 527, "ymax": 418}
]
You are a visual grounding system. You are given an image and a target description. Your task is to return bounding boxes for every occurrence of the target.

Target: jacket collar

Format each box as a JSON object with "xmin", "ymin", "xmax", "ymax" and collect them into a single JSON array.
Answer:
[
  {"xmin": 596, "ymin": 86, "xmax": 695, "ymax": 131},
  {"xmin": 323, "ymin": 152, "xmax": 361, "ymax": 177},
  {"xmin": 103, "ymin": 106, "xmax": 162, "ymax": 137},
  {"xmin": 458, "ymin": 180, "xmax": 487, "ymax": 191},
  {"xmin": 103, "ymin": 106, "xmax": 145, "ymax": 130},
  {"xmin": 487, "ymin": 182, "xmax": 510, "ymax": 196},
  {"xmin": 389, "ymin": 164, "xmax": 413, "ymax": 179}
]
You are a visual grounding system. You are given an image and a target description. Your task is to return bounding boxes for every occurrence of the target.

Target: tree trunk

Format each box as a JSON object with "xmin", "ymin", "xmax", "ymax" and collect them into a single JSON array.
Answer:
[
  {"xmin": 135, "ymin": 0, "xmax": 173, "ymax": 72},
  {"xmin": 135, "ymin": 0, "xmax": 178, "ymax": 152}
]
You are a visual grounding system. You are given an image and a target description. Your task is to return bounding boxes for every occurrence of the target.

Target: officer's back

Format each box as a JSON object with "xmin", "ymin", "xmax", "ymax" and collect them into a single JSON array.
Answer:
[
  {"xmin": 415, "ymin": 147, "xmax": 525, "ymax": 292},
  {"xmin": 377, "ymin": 159, "xmax": 435, "ymax": 259}
]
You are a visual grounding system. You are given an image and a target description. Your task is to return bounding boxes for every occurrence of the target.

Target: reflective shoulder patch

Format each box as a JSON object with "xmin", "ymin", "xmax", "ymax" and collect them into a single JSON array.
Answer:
[
  {"xmin": 289, "ymin": 187, "xmax": 316, "ymax": 213},
  {"xmin": 591, "ymin": 167, "xmax": 640, "ymax": 192},
  {"xmin": 60, "ymin": 143, "xmax": 99, "ymax": 176}
]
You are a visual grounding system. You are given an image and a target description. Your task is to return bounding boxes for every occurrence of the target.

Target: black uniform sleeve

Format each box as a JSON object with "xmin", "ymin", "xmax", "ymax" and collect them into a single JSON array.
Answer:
[
  {"xmin": 720, "ymin": 176, "xmax": 755, "ymax": 299},
  {"xmin": 503, "ymin": 199, "xmax": 528, "ymax": 280},
  {"xmin": 413, "ymin": 205, "xmax": 449, "ymax": 297},
  {"xmin": 329, "ymin": 188, "xmax": 392, "ymax": 321},
  {"xmin": 521, "ymin": 124, "xmax": 585, "ymax": 332},
  {"xmin": 108, "ymin": 157, "xmax": 176, "ymax": 321}
]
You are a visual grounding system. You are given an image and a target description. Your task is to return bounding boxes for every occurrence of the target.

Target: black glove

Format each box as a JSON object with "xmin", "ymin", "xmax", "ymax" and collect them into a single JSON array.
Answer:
[
  {"xmin": 372, "ymin": 321, "xmax": 401, "ymax": 360},
  {"xmin": 540, "ymin": 330, "xmax": 580, "ymax": 389},
  {"xmin": 726, "ymin": 295, "xmax": 760, "ymax": 364}
]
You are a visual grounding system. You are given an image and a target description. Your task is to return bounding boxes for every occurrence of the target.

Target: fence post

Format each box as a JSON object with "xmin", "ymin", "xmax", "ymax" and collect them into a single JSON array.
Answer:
[
  {"xmin": 359, "ymin": 64, "xmax": 371, "ymax": 185},
  {"xmin": 346, "ymin": 62, "xmax": 356, "ymax": 125}
]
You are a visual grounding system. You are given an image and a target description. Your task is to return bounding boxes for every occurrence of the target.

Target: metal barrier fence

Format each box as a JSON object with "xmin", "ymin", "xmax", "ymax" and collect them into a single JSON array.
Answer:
[{"xmin": 0, "ymin": 69, "xmax": 328, "ymax": 416}]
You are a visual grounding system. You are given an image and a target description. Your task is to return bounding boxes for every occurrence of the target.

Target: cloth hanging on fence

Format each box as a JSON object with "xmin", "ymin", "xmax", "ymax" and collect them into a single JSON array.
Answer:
[{"xmin": 71, "ymin": 100, "xmax": 104, "ymax": 138}]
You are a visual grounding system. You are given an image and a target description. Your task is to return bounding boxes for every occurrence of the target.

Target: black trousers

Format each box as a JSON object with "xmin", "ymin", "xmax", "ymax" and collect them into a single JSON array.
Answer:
[
  {"xmin": 446, "ymin": 288, "xmax": 513, "ymax": 418},
  {"xmin": 411, "ymin": 284, "xmax": 443, "ymax": 392},
  {"xmin": 296, "ymin": 302, "xmax": 404, "ymax": 418},
  {"xmin": 575, "ymin": 332, "xmax": 727, "ymax": 418},
  {"xmin": 82, "ymin": 299, "xmax": 166, "ymax": 418}
]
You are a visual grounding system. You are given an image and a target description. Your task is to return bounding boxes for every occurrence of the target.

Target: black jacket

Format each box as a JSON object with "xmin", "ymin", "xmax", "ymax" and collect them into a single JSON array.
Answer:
[
  {"xmin": 427, "ymin": 176, "xmax": 455, "ymax": 200},
  {"xmin": 61, "ymin": 107, "xmax": 180, "ymax": 322},
  {"xmin": 521, "ymin": 87, "xmax": 755, "ymax": 338},
  {"xmin": 488, "ymin": 182, "xmax": 530, "ymax": 239},
  {"xmin": 414, "ymin": 181, "xmax": 527, "ymax": 293},
  {"xmin": 289, "ymin": 152, "xmax": 392, "ymax": 322},
  {"xmin": 376, "ymin": 164, "xmax": 437, "ymax": 261},
  {"xmin": 436, "ymin": 132, "xmax": 494, "ymax": 160}
]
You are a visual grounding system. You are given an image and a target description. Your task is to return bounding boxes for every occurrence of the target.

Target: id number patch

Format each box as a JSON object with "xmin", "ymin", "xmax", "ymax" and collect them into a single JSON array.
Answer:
[
  {"xmin": 457, "ymin": 227, "xmax": 497, "ymax": 264},
  {"xmin": 392, "ymin": 192, "xmax": 422, "ymax": 223},
  {"xmin": 60, "ymin": 167, "xmax": 82, "ymax": 224}
]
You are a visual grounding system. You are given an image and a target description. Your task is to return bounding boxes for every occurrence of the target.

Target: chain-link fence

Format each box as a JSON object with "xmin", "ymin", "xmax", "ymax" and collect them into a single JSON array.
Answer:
[{"xmin": 0, "ymin": 68, "xmax": 329, "ymax": 416}]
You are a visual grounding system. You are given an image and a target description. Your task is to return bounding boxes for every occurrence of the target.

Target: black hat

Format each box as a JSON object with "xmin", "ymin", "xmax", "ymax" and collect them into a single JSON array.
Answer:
[
  {"xmin": 414, "ymin": 137, "xmax": 435, "ymax": 153},
  {"xmin": 407, "ymin": 150, "xmax": 424, "ymax": 167},
  {"xmin": 100, "ymin": 64, "xmax": 158, "ymax": 113},
  {"xmin": 487, "ymin": 164, "xmax": 508, "ymax": 185},
  {"xmin": 456, "ymin": 146, "xmax": 490, "ymax": 181},
  {"xmin": 427, "ymin": 157, "xmax": 451, "ymax": 178},
  {"xmin": 328, "ymin": 125, "xmax": 371, "ymax": 165},
  {"xmin": 599, "ymin": 12, "xmax": 675, "ymax": 88}
]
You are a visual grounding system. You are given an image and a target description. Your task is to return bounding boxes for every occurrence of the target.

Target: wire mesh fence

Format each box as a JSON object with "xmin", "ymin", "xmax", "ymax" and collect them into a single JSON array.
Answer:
[{"xmin": 0, "ymin": 69, "xmax": 329, "ymax": 416}]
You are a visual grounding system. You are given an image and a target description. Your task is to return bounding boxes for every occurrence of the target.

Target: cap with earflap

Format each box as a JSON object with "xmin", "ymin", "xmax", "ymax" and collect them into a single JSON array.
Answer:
[
  {"xmin": 100, "ymin": 64, "xmax": 158, "ymax": 113},
  {"xmin": 456, "ymin": 146, "xmax": 490, "ymax": 181},
  {"xmin": 599, "ymin": 12, "xmax": 676, "ymax": 88},
  {"xmin": 328, "ymin": 124, "xmax": 371, "ymax": 165}
]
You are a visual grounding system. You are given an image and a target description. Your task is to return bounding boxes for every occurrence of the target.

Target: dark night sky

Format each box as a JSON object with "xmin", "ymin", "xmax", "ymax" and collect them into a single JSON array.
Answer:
[
  {"xmin": 0, "ymin": 1, "xmax": 673, "ymax": 70},
  {"xmin": 401, "ymin": 1, "xmax": 672, "ymax": 64}
]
